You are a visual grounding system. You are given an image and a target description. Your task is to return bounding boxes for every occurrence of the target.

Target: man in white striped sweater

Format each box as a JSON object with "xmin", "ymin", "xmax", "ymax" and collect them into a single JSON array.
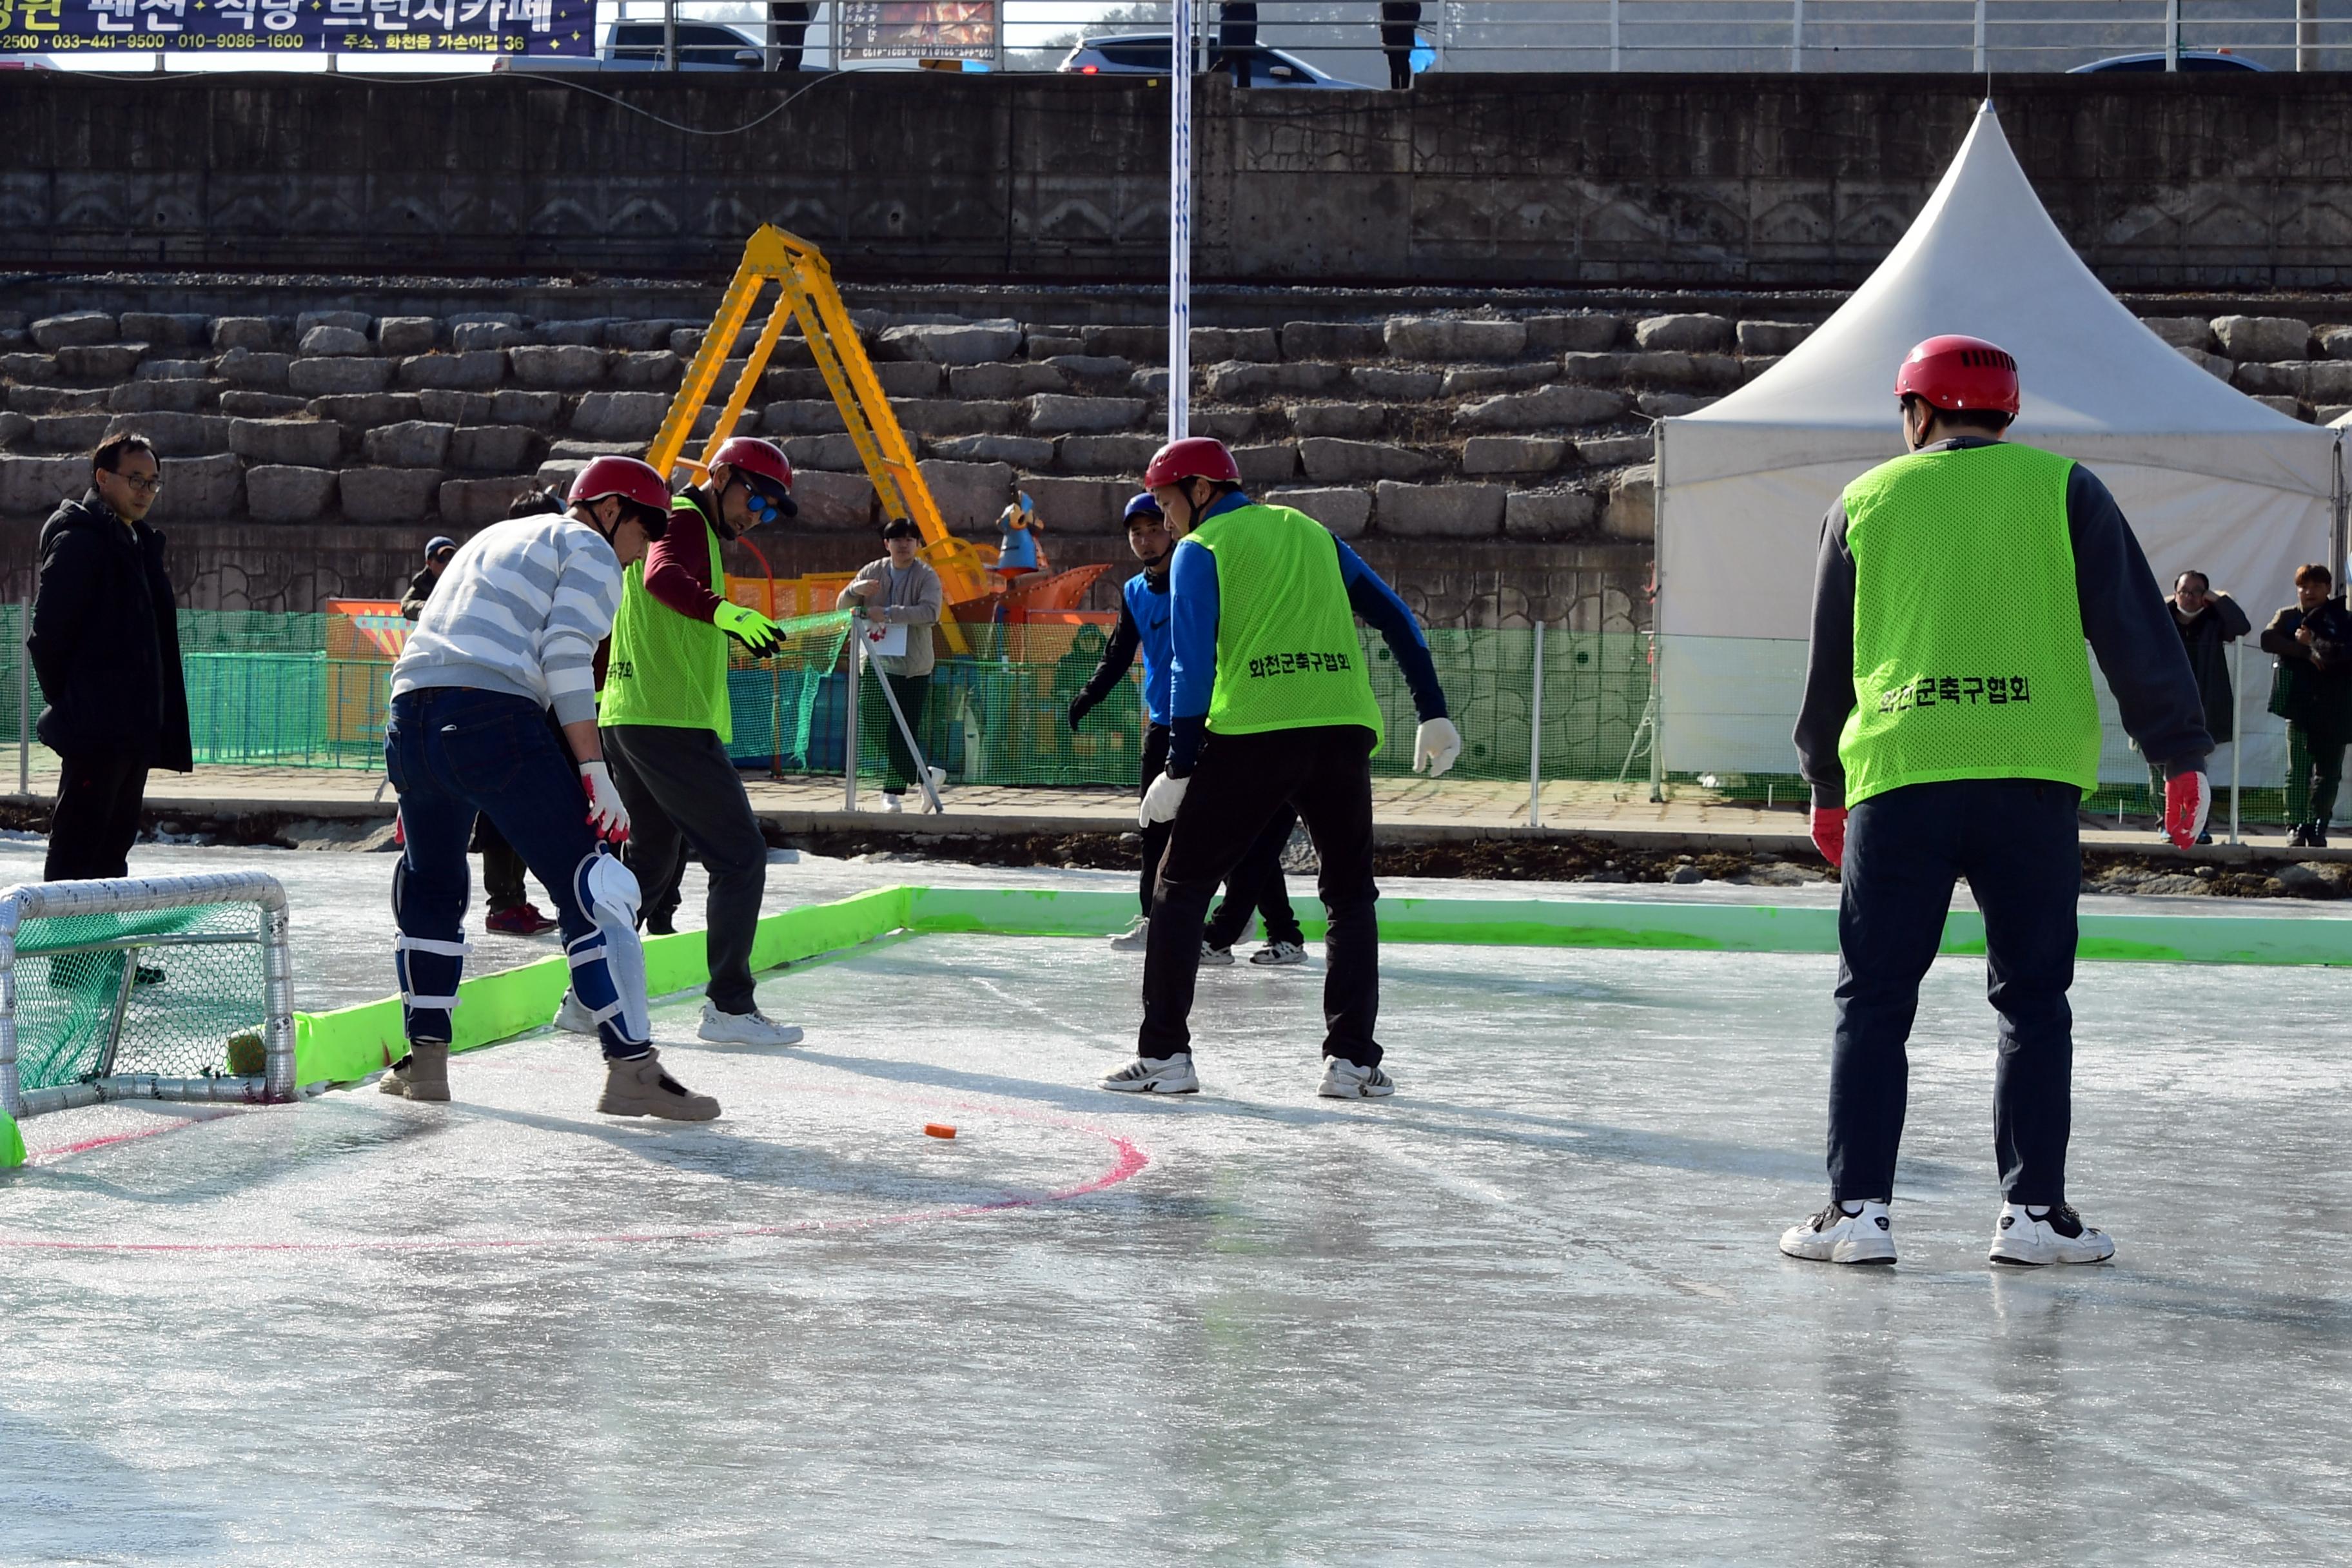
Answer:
[{"xmin": 381, "ymin": 456, "xmax": 721, "ymax": 1121}]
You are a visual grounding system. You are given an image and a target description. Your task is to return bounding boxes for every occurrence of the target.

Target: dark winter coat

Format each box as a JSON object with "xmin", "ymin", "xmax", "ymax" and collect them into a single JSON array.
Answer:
[
  {"xmin": 400, "ymin": 564, "xmax": 438, "ymax": 622},
  {"xmin": 28, "ymin": 492, "xmax": 191, "ymax": 770},
  {"xmin": 2260, "ymin": 598, "xmax": 2352, "ymax": 732},
  {"xmin": 2168, "ymin": 591, "xmax": 2252, "ymax": 741}
]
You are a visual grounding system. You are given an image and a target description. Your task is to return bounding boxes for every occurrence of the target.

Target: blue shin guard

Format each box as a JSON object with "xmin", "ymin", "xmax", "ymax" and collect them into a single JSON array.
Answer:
[
  {"xmin": 393, "ymin": 859, "xmax": 469, "ymax": 1044},
  {"xmin": 568, "ymin": 847, "xmax": 652, "ymax": 1053}
]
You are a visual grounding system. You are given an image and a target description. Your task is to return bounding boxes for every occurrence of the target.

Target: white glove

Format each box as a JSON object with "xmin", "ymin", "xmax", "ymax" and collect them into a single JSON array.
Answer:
[
  {"xmin": 580, "ymin": 760, "xmax": 631, "ymax": 844},
  {"xmin": 1413, "ymin": 716, "xmax": 1463, "ymax": 778},
  {"xmin": 1139, "ymin": 771, "xmax": 1190, "ymax": 827}
]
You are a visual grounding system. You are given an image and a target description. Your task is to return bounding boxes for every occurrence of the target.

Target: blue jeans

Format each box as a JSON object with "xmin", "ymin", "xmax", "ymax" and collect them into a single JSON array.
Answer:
[
  {"xmin": 386, "ymin": 687, "xmax": 634, "ymax": 1058},
  {"xmin": 1830, "ymin": 778, "xmax": 2081, "ymax": 1205}
]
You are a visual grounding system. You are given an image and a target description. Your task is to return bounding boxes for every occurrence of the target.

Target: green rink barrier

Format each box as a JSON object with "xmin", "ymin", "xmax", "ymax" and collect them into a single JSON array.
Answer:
[
  {"xmin": 1, "ymin": 1109, "xmax": 23, "ymax": 1171},
  {"xmin": 291, "ymin": 887, "xmax": 915, "ymax": 1088},
  {"xmin": 284, "ymin": 885, "xmax": 2352, "ymax": 1092},
  {"xmin": 897, "ymin": 887, "xmax": 2352, "ymax": 966}
]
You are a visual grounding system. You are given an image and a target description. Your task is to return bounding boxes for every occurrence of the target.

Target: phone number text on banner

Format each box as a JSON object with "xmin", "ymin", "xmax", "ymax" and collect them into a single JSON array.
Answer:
[{"xmin": 0, "ymin": 0, "xmax": 594, "ymax": 54}]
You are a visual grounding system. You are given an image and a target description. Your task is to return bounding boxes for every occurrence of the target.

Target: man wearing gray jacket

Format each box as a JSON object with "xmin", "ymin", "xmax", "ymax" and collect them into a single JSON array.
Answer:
[{"xmin": 836, "ymin": 518, "xmax": 946, "ymax": 812}]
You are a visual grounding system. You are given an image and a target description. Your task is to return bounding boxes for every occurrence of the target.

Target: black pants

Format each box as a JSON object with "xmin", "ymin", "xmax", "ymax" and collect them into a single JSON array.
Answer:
[
  {"xmin": 768, "ymin": 0, "xmax": 810, "ymax": 68},
  {"xmin": 46, "ymin": 749, "xmax": 149, "ymax": 881},
  {"xmin": 477, "ymin": 815, "xmax": 527, "ymax": 912},
  {"xmin": 602, "ymin": 724, "xmax": 771, "ymax": 1016},
  {"xmin": 1141, "ymin": 725, "xmax": 1380, "ymax": 1065},
  {"xmin": 1830, "ymin": 778, "xmax": 2081, "ymax": 1206},
  {"xmin": 1204, "ymin": 804, "xmax": 1303, "ymax": 950},
  {"xmin": 1381, "ymin": 0, "xmax": 1420, "ymax": 88},
  {"xmin": 2288, "ymin": 720, "xmax": 2347, "ymax": 828},
  {"xmin": 861, "ymin": 670, "xmax": 932, "ymax": 795},
  {"xmin": 1136, "ymin": 723, "xmax": 1174, "ymax": 919}
]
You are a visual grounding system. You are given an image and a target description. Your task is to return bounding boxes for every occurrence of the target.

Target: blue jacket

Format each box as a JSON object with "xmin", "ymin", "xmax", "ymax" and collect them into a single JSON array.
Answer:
[
  {"xmin": 1070, "ymin": 567, "xmax": 1174, "ymax": 728},
  {"xmin": 1166, "ymin": 491, "xmax": 1447, "ymax": 772}
]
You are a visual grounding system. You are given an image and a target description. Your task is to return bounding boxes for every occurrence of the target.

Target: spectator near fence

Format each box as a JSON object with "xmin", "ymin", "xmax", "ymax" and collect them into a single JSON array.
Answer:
[
  {"xmin": 1380, "ymin": 0, "xmax": 1420, "ymax": 88},
  {"xmin": 838, "ymin": 518, "xmax": 945, "ymax": 812},
  {"xmin": 2260, "ymin": 563, "xmax": 2352, "ymax": 848},
  {"xmin": 29, "ymin": 432, "xmax": 190, "ymax": 885},
  {"xmin": 2158, "ymin": 571, "xmax": 2250, "ymax": 845}
]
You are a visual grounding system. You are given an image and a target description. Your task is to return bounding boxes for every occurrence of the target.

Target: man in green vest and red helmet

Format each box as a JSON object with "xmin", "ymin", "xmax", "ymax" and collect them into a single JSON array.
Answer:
[
  {"xmin": 1783, "ymin": 334, "xmax": 2213, "ymax": 1269},
  {"xmin": 561, "ymin": 435, "xmax": 805, "ymax": 1050},
  {"xmin": 1099, "ymin": 436, "xmax": 1462, "ymax": 1100}
]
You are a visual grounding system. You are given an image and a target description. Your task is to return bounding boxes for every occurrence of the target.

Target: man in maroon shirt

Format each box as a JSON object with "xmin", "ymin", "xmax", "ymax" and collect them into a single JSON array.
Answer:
[{"xmin": 558, "ymin": 438, "xmax": 803, "ymax": 1048}]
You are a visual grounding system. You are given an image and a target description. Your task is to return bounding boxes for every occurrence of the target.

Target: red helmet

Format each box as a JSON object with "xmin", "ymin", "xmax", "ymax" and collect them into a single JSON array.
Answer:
[
  {"xmin": 1894, "ymin": 335, "xmax": 2021, "ymax": 418},
  {"xmin": 569, "ymin": 455, "xmax": 671, "ymax": 516},
  {"xmin": 711, "ymin": 436, "xmax": 796, "ymax": 516},
  {"xmin": 1142, "ymin": 436, "xmax": 1242, "ymax": 490}
]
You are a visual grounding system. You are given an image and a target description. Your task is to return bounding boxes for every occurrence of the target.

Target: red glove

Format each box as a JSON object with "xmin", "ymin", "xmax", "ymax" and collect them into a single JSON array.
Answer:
[
  {"xmin": 1811, "ymin": 806, "xmax": 1847, "ymax": 868},
  {"xmin": 2164, "ymin": 769, "xmax": 2211, "ymax": 850}
]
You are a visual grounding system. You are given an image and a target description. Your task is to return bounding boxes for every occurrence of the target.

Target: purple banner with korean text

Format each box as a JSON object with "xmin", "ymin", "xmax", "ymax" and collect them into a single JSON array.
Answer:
[{"xmin": 0, "ymin": 0, "xmax": 593, "ymax": 55}]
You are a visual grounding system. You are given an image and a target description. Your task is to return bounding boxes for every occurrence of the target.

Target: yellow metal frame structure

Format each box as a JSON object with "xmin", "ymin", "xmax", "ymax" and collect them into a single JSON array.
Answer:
[{"xmin": 647, "ymin": 224, "xmax": 986, "ymax": 653}]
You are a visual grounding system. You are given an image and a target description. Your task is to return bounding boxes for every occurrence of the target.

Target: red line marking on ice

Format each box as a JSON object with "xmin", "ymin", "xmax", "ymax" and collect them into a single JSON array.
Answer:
[
  {"xmin": 0, "ymin": 1088, "xmax": 1150, "ymax": 1254},
  {"xmin": 27, "ymin": 1108, "xmax": 246, "ymax": 1163}
]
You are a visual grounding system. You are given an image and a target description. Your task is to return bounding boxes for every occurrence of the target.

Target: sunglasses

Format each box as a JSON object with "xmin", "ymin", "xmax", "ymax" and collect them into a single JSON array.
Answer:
[{"xmin": 736, "ymin": 476, "xmax": 790, "ymax": 525}]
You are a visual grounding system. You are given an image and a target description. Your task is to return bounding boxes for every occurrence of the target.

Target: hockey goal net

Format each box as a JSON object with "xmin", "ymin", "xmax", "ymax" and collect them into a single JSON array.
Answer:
[{"xmin": 0, "ymin": 872, "xmax": 297, "ymax": 1120}]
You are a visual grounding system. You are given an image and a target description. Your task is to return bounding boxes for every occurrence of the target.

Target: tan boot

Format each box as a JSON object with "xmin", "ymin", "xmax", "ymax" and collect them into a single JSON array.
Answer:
[
  {"xmin": 379, "ymin": 1056, "xmax": 412, "ymax": 1096},
  {"xmin": 596, "ymin": 1047, "xmax": 720, "ymax": 1121},
  {"xmin": 401, "ymin": 1043, "xmax": 451, "ymax": 1102}
]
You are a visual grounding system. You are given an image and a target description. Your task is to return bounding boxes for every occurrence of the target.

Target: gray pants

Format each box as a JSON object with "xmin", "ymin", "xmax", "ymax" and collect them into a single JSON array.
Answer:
[{"xmin": 601, "ymin": 724, "xmax": 769, "ymax": 1015}]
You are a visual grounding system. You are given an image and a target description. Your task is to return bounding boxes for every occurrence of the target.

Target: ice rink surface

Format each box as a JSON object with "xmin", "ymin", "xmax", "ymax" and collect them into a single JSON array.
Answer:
[{"xmin": 1, "ymin": 839, "xmax": 2348, "ymax": 1565}]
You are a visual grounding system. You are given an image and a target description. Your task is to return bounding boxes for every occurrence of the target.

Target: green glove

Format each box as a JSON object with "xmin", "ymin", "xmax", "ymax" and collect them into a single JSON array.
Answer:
[{"xmin": 714, "ymin": 601, "xmax": 783, "ymax": 656}]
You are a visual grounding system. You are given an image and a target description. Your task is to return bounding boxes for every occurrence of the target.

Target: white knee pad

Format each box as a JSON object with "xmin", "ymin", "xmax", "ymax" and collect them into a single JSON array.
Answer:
[{"xmin": 569, "ymin": 848, "xmax": 651, "ymax": 1044}]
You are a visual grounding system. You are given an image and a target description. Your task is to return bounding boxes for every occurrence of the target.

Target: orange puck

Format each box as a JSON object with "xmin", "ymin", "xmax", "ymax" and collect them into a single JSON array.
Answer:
[{"xmin": 923, "ymin": 1122, "xmax": 957, "ymax": 1139}]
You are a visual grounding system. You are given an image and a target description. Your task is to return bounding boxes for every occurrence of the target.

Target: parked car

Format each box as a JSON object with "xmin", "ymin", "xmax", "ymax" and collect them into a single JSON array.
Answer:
[
  {"xmin": 496, "ymin": 21, "xmax": 769, "ymax": 71},
  {"xmin": 1057, "ymin": 34, "xmax": 1367, "ymax": 88},
  {"xmin": 2069, "ymin": 49, "xmax": 2267, "ymax": 72}
]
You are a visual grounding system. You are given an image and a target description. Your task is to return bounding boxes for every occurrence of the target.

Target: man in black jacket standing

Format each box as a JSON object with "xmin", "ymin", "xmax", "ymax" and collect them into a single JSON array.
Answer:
[
  {"xmin": 2260, "ymin": 563, "xmax": 2352, "ymax": 847},
  {"xmin": 29, "ymin": 433, "xmax": 191, "ymax": 882}
]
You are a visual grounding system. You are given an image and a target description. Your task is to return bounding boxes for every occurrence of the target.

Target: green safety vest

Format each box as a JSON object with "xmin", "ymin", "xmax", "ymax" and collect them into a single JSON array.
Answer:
[
  {"xmin": 599, "ymin": 492, "xmax": 732, "ymax": 741},
  {"xmin": 1838, "ymin": 442, "xmax": 2101, "ymax": 805},
  {"xmin": 1186, "ymin": 501, "xmax": 1384, "ymax": 745}
]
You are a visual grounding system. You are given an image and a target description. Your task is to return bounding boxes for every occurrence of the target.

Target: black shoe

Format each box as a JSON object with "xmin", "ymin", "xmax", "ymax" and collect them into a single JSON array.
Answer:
[
  {"xmin": 645, "ymin": 914, "xmax": 676, "ymax": 936},
  {"xmin": 2315, "ymin": 828, "xmax": 2331, "ymax": 850},
  {"xmin": 2290, "ymin": 823, "xmax": 2312, "ymax": 847},
  {"xmin": 2195, "ymin": 830, "xmax": 2213, "ymax": 846}
]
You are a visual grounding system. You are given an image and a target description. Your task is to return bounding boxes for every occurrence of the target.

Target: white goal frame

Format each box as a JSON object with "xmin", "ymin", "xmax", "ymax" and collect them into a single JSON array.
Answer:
[{"xmin": 0, "ymin": 872, "xmax": 297, "ymax": 1119}]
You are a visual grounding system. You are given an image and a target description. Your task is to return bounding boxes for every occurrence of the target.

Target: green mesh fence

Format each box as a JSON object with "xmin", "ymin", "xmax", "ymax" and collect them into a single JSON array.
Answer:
[
  {"xmin": 6, "ymin": 903, "xmax": 270, "ymax": 1093},
  {"xmin": 0, "ymin": 610, "xmax": 2309, "ymax": 828},
  {"xmin": 724, "ymin": 610, "xmax": 856, "ymax": 774}
]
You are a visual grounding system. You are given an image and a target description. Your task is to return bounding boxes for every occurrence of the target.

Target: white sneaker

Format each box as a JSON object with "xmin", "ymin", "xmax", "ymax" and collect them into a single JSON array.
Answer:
[
  {"xmin": 1779, "ymin": 1199, "xmax": 1897, "ymax": 1264},
  {"xmin": 1988, "ymin": 1202, "xmax": 2115, "ymax": 1266},
  {"xmin": 1317, "ymin": 1057, "xmax": 1395, "ymax": 1099},
  {"xmin": 553, "ymin": 990, "xmax": 599, "ymax": 1035},
  {"xmin": 1099, "ymin": 1055, "xmax": 1200, "ymax": 1094},
  {"xmin": 698, "ymin": 1002, "xmax": 804, "ymax": 1048},
  {"xmin": 927, "ymin": 765, "xmax": 948, "ymax": 797},
  {"xmin": 1250, "ymin": 940, "xmax": 1308, "ymax": 966},
  {"xmin": 879, "ymin": 792, "xmax": 903, "ymax": 814},
  {"xmin": 1200, "ymin": 941, "xmax": 1235, "ymax": 966},
  {"xmin": 1107, "ymin": 917, "xmax": 1150, "ymax": 951}
]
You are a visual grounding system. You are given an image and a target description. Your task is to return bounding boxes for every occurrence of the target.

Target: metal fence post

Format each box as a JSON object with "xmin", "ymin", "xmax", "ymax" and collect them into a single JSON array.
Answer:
[
  {"xmin": 2230, "ymin": 636, "xmax": 2243, "ymax": 845},
  {"xmin": 662, "ymin": 0, "xmax": 678, "ymax": 69},
  {"xmin": 1790, "ymin": 0, "xmax": 1803, "ymax": 71},
  {"xmin": 1609, "ymin": 0, "xmax": 1622, "ymax": 70},
  {"xmin": 16, "ymin": 600, "xmax": 28, "ymax": 798},
  {"xmin": 1527, "ymin": 620, "xmax": 1544, "ymax": 828},
  {"xmin": 843, "ymin": 637, "xmax": 860, "ymax": 812},
  {"xmin": 2164, "ymin": 0, "xmax": 2180, "ymax": 70},
  {"xmin": 1972, "ymin": 0, "xmax": 1986, "ymax": 74}
]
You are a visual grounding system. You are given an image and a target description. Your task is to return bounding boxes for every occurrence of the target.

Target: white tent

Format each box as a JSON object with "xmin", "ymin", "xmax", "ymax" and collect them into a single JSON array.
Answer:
[{"xmin": 1654, "ymin": 100, "xmax": 2344, "ymax": 792}]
